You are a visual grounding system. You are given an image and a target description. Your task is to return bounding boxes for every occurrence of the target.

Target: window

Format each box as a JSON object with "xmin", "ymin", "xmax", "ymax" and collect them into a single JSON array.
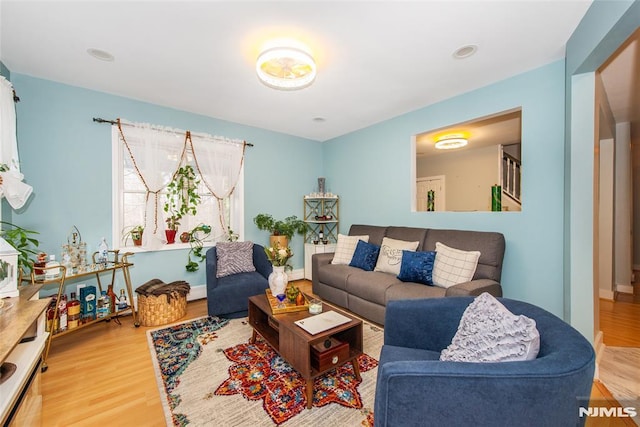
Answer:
[{"xmin": 111, "ymin": 122, "xmax": 245, "ymax": 251}]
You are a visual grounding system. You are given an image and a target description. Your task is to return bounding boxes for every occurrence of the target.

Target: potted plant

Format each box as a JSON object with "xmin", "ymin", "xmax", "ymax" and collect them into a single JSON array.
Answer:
[
  {"xmin": 0, "ymin": 221, "xmax": 40, "ymax": 280},
  {"xmin": 123, "ymin": 225, "xmax": 144, "ymax": 246},
  {"xmin": 163, "ymin": 165, "xmax": 201, "ymax": 244},
  {"xmin": 253, "ymin": 214, "xmax": 308, "ymax": 248}
]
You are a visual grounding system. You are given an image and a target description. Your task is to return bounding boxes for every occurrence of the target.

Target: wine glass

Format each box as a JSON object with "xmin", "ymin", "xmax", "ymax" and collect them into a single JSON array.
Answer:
[{"xmin": 276, "ymin": 293, "xmax": 286, "ymax": 309}]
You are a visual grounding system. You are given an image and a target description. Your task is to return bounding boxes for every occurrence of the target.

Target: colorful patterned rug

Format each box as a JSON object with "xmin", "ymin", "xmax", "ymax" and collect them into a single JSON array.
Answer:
[{"xmin": 147, "ymin": 315, "xmax": 383, "ymax": 426}]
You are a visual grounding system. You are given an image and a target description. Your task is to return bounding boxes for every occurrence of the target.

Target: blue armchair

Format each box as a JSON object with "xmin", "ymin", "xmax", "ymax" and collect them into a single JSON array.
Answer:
[
  {"xmin": 374, "ymin": 297, "xmax": 595, "ymax": 427},
  {"xmin": 205, "ymin": 244, "xmax": 272, "ymax": 318}
]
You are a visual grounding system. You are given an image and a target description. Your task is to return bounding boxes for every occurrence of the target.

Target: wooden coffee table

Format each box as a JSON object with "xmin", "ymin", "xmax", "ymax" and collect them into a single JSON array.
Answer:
[{"xmin": 248, "ymin": 294, "xmax": 363, "ymax": 409}]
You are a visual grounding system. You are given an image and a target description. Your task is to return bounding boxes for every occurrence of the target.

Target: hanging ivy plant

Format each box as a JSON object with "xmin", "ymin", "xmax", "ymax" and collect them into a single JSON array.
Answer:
[
  {"xmin": 185, "ymin": 223, "xmax": 211, "ymax": 272},
  {"xmin": 163, "ymin": 165, "xmax": 201, "ymax": 231}
]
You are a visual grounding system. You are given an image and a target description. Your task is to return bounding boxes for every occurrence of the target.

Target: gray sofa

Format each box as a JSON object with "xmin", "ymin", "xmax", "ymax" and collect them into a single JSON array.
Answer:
[{"xmin": 312, "ymin": 224, "xmax": 505, "ymax": 325}]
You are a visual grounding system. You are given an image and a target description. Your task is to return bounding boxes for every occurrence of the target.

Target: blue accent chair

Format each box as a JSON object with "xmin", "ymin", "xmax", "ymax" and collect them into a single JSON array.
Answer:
[
  {"xmin": 205, "ymin": 244, "xmax": 272, "ymax": 318},
  {"xmin": 374, "ymin": 297, "xmax": 595, "ymax": 427}
]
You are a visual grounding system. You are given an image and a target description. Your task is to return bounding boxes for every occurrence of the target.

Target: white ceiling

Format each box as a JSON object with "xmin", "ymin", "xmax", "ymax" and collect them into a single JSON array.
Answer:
[
  {"xmin": 416, "ymin": 109, "xmax": 521, "ymax": 157},
  {"xmin": 0, "ymin": 1, "xmax": 594, "ymax": 142}
]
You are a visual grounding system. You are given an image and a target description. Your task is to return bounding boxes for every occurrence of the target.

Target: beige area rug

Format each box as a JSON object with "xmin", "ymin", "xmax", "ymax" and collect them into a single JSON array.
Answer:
[
  {"xmin": 599, "ymin": 346, "xmax": 640, "ymax": 425},
  {"xmin": 147, "ymin": 316, "xmax": 383, "ymax": 426}
]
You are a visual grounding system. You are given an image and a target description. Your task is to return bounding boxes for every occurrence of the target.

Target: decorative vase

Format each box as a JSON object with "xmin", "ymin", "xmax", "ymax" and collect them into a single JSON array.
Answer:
[
  {"xmin": 179, "ymin": 232, "xmax": 190, "ymax": 243},
  {"xmin": 268, "ymin": 266, "xmax": 288, "ymax": 297},
  {"xmin": 165, "ymin": 229, "xmax": 177, "ymax": 244}
]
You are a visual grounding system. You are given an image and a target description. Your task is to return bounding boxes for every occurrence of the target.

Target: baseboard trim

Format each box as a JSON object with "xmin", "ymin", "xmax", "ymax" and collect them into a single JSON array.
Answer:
[
  {"xmin": 593, "ymin": 331, "xmax": 604, "ymax": 381},
  {"xmin": 599, "ymin": 289, "xmax": 615, "ymax": 301},
  {"xmin": 288, "ymin": 268, "xmax": 304, "ymax": 281},
  {"xmin": 615, "ymin": 284, "xmax": 634, "ymax": 294},
  {"xmin": 188, "ymin": 284, "xmax": 207, "ymax": 301}
]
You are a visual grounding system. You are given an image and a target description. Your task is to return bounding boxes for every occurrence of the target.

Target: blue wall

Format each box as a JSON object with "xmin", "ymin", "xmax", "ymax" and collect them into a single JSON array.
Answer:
[
  {"xmin": 323, "ymin": 61, "xmax": 567, "ymax": 316},
  {"xmin": 10, "ymin": 74, "xmax": 322, "ymax": 295},
  {"xmin": 564, "ymin": 0, "xmax": 640, "ymax": 338}
]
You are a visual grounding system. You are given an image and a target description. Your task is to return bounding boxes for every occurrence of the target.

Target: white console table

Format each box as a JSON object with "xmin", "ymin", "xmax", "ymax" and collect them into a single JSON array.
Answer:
[{"xmin": 0, "ymin": 284, "xmax": 49, "ymax": 425}]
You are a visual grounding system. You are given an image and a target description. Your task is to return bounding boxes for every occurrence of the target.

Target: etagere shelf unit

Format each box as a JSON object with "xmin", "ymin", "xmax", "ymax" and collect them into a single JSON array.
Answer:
[{"xmin": 303, "ymin": 195, "xmax": 339, "ymax": 244}]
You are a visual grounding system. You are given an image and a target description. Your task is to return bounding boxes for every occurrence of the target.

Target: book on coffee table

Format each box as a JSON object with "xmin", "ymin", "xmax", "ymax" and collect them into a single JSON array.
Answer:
[{"xmin": 294, "ymin": 311, "xmax": 352, "ymax": 335}]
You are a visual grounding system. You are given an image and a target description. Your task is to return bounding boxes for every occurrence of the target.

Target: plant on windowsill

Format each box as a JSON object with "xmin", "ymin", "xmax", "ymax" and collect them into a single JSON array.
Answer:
[
  {"xmin": 253, "ymin": 214, "xmax": 308, "ymax": 248},
  {"xmin": 185, "ymin": 223, "xmax": 211, "ymax": 272},
  {"xmin": 122, "ymin": 225, "xmax": 144, "ymax": 246},
  {"xmin": 163, "ymin": 165, "xmax": 201, "ymax": 244}
]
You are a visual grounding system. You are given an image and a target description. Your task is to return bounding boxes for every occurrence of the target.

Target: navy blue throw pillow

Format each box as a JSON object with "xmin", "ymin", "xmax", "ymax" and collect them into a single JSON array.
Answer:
[
  {"xmin": 349, "ymin": 240, "xmax": 380, "ymax": 271},
  {"xmin": 397, "ymin": 250, "xmax": 437, "ymax": 285}
]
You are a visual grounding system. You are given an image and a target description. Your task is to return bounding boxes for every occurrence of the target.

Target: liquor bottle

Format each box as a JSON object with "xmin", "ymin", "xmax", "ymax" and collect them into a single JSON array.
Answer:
[
  {"xmin": 96, "ymin": 291, "xmax": 110, "ymax": 318},
  {"xmin": 117, "ymin": 289, "xmax": 129, "ymax": 311},
  {"xmin": 97, "ymin": 238, "xmax": 109, "ymax": 266},
  {"xmin": 57, "ymin": 294, "xmax": 68, "ymax": 332},
  {"xmin": 106, "ymin": 285, "xmax": 117, "ymax": 314},
  {"xmin": 45, "ymin": 255, "xmax": 60, "ymax": 280},
  {"xmin": 46, "ymin": 296, "xmax": 58, "ymax": 334},
  {"xmin": 67, "ymin": 292, "xmax": 81, "ymax": 330},
  {"xmin": 34, "ymin": 252, "xmax": 48, "ymax": 279}
]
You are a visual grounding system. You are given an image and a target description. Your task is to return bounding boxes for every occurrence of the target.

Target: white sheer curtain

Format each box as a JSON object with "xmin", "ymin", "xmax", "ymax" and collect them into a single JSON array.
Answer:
[
  {"xmin": 188, "ymin": 132, "xmax": 245, "ymax": 234},
  {"xmin": 116, "ymin": 120, "xmax": 246, "ymax": 248},
  {"xmin": 0, "ymin": 76, "xmax": 32, "ymax": 210},
  {"xmin": 117, "ymin": 120, "xmax": 185, "ymax": 249}
]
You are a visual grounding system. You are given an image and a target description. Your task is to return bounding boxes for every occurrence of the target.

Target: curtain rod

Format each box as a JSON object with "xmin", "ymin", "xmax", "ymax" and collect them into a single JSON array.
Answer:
[{"xmin": 92, "ymin": 117, "xmax": 254, "ymax": 147}]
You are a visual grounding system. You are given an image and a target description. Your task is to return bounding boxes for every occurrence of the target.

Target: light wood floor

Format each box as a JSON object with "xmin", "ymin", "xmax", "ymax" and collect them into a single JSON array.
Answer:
[{"xmin": 39, "ymin": 280, "xmax": 638, "ymax": 426}]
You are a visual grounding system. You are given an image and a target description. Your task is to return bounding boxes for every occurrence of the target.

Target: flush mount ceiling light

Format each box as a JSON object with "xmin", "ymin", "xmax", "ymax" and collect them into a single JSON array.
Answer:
[
  {"xmin": 435, "ymin": 134, "xmax": 468, "ymax": 150},
  {"xmin": 256, "ymin": 43, "xmax": 316, "ymax": 90}
]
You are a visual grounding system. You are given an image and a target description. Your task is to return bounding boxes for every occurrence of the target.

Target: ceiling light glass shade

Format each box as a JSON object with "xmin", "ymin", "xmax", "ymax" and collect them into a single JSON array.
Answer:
[
  {"xmin": 435, "ymin": 135, "xmax": 468, "ymax": 150},
  {"xmin": 256, "ymin": 47, "xmax": 316, "ymax": 90}
]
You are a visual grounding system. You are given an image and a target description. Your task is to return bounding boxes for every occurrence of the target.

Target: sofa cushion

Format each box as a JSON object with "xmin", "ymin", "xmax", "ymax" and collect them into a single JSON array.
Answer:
[
  {"xmin": 385, "ymin": 226, "xmax": 428, "ymax": 251},
  {"xmin": 332, "ymin": 233, "xmax": 369, "ymax": 265},
  {"xmin": 397, "ymin": 250, "xmax": 436, "ymax": 285},
  {"xmin": 440, "ymin": 293, "xmax": 540, "ymax": 363},
  {"xmin": 349, "ymin": 224, "xmax": 388, "ymax": 246},
  {"xmin": 424, "ymin": 229, "xmax": 505, "ymax": 282},
  {"xmin": 432, "ymin": 242, "xmax": 480, "ymax": 288},
  {"xmin": 349, "ymin": 240, "xmax": 380, "ymax": 271},
  {"xmin": 215, "ymin": 241, "xmax": 256, "ymax": 278},
  {"xmin": 346, "ymin": 271, "xmax": 402, "ymax": 305},
  {"xmin": 386, "ymin": 281, "xmax": 446, "ymax": 302},
  {"xmin": 374, "ymin": 237, "xmax": 420, "ymax": 275},
  {"xmin": 317, "ymin": 264, "xmax": 359, "ymax": 291},
  {"xmin": 380, "ymin": 344, "xmax": 442, "ymax": 364}
]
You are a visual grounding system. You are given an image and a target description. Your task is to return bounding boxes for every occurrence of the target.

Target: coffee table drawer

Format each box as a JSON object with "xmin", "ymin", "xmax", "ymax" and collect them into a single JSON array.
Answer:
[{"xmin": 311, "ymin": 338, "xmax": 350, "ymax": 372}]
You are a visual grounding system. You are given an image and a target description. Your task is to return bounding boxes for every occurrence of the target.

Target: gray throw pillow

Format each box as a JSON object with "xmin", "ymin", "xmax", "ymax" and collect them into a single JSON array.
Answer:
[
  {"xmin": 440, "ymin": 292, "xmax": 540, "ymax": 363},
  {"xmin": 216, "ymin": 241, "xmax": 256, "ymax": 278}
]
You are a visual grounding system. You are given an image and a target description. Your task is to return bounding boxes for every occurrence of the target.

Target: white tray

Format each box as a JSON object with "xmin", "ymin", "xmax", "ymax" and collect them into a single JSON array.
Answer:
[{"xmin": 294, "ymin": 311, "xmax": 352, "ymax": 335}]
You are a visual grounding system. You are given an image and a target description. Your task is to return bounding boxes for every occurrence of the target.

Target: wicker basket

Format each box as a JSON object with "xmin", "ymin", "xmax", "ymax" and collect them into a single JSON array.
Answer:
[{"xmin": 137, "ymin": 292, "xmax": 187, "ymax": 326}]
